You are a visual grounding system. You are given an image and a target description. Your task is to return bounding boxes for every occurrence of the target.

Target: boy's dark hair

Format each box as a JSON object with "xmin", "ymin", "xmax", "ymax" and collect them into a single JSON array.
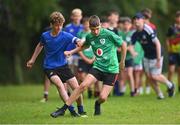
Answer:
[
  {"xmin": 119, "ymin": 17, "xmax": 131, "ymax": 24},
  {"xmin": 141, "ymin": 8, "xmax": 152, "ymax": 19},
  {"xmin": 100, "ymin": 16, "xmax": 108, "ymax": 23},
  {"xmin": 176, "ymin": 10, "xmax": 180, "ymax": 17},
  {"xmin": 89, "ymin": 15, "xmax": 100, "ymax": 27},
  {"xmin": 82, "ymin": 17, "xmax": 89, "ymax": 24},
  {"xmin": 50, "ymin": 11, "xmax": 65, "ymax": 24},
  {"xmin": 107, "ymin": 10, "xmax": 119, "ymax": 16}
]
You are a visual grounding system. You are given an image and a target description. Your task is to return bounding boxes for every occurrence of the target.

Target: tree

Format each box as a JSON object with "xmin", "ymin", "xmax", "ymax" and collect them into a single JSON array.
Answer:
[{"xmin": 0, "ymin": 0, "xmax": 60, "ymax": 84}]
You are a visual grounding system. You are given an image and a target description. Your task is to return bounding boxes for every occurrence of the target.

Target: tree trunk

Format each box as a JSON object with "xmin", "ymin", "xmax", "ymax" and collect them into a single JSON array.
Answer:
[{"xmin": 14, "ymin": 53, "xmax": 24, "ymax": 84}]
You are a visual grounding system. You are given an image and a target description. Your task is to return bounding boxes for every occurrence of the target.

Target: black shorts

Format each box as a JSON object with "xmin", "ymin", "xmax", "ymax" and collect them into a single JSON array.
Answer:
[
  {"xmin": 89, "ymin": 68, "xmax": 118, "ymax": 86},
  {"xmin": 168, "ymin": 53, "xmax": 180, "ymax": 66},
  {"xmin": 44, "ymin": 64, "xmax": 74, "ymax": 83},
  {"xmin": 78, "ymin": 59, "xmax": 93, "ymax": 73},
  {"xmin": 125, "ymin": 58, "xmax": 134, "ymax": 68}
]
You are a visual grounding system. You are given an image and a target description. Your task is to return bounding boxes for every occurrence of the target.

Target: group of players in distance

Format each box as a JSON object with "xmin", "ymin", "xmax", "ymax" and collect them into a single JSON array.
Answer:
[{"xmin": 27, "ymin": 8, "xmax": 180, "ymax": 117}]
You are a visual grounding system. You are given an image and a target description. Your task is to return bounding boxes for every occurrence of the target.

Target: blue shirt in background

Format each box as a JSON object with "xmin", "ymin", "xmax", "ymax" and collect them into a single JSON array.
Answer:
[
  {"xmin": 40, "ymin": 30, "xmax": 77, "ymax": 69},
  {"xmin": 64, "ymin": 23, "xmax": 83, "ymax": 50}
]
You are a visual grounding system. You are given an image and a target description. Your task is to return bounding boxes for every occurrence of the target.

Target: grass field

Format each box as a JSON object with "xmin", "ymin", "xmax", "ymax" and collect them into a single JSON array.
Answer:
[{"xmin": 0, "ymin": 84, "xmax": 180, "ymax": 124}]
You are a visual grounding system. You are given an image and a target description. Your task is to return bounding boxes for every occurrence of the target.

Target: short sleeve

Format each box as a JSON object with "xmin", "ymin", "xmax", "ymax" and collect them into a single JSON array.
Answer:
[
  {"xmin": 82, "ymin": 34, "xmax": 90, "ymax": 48},
  {"xmin": 40, "ymin": 34, "xmax": 45, "ymax": 45},
  {"xmin": 109, "ymin": 32, "xmax": 123, "ymax": 47},
  {"xmin": 65, "ymin": 32, "xmax": 78, "ymax": 44},
  {"xmin": 151, "ymin": 32, "xmax": 159, "ymax": 43}
]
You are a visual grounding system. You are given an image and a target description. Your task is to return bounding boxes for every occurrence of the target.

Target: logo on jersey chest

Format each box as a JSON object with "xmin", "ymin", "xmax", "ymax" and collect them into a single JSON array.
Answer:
[
  {"xmin": 141, "ymin": 35, "xmax": 148, "ymax": 44},
  {"xmin": 96, "ymin": 48, "xmax": 103, "ymax": 56},
  {"xmin": 70, "ymin": 29, "xmax": 74, "ymax": 33},
  {"xmin": 142, "ymin": 35, "xmax": 146, "ymax": 40},
  {"xmin": 100, "ymin": 39, "xmax": 105, "ymax": 44},
  {"xmin": 126, "ymin": 37, "xmax": 131, "ymax": 42}
]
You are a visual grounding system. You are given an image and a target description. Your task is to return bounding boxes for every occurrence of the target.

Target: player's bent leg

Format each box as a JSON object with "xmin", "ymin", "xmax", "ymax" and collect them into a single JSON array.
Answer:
[
  {"xmin": 50, "ymin": 75, "xmax": 69, "ymax": 102},
  {"xmin": 50, "ymin": 75, "xmax": 79, "ymax": 117},
  {"xmin": 151, "ymin": 74, "xmax": 175, "ymax": 97},
  {"xmin": 66, "ymin": 74, "xmax": 97, "ymax": 106},
  {"xmin": 67, "ymin": 77, "xmax": 83, "ymax": 105},
  {"xmin": 52, "ymin": 74, "xmax": 97, "ymax": 118},
  {"xmin": 94, "ymin": 85, "xmax": 113, "ymax": 116},
  {"xmin": 40, "ymin": 76, "xmax": 51, "ymax": 103},
  {"xmin": 67, "ymin": 77, "xmax": 87, "ymax": 116},
  {"xmin": 168, "ymin": 65, "xmax": 175, "ymax": 81},
  {"xmin": 127, "ymin": 67, "xmax": 135, "ymax": 96}
]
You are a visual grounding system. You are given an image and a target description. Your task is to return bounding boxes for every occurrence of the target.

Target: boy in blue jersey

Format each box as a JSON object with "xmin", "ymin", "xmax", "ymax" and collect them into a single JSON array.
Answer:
[
  {"xmin": 26, "ymin": 11, "xmax": 86, "ymax": 117},
  {"xmin": 64, "ymin": 8, "xmax": 84, "ymax": 76},
  {"xmin": 130, "ymin": 13, "xmax": 175, "ymax": 99}
]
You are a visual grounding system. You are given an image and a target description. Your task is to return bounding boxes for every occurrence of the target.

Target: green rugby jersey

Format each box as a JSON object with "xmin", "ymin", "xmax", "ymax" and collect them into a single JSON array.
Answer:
[
  {"xmin": 133, "ymin": 41, "xmax": 144, "ymax": 65},
  {"xmin": 118, "ymin": 31, "xmax": 133, "ymax": 60},
  {"xmin": 77, "ymin": 31, "xmax": 94, "ymax": 59},
  {"xmin": 84, "ymin": 28, "xmax": 123, "ymax": 73}
]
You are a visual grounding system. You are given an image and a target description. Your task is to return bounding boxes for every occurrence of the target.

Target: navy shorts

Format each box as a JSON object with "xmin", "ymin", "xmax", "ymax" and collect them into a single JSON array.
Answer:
[
  {"xmin": 168, "ymin": 53, "xmax": 180, "ymax": 66},
  {"xmin": 125, "ymin": 58, "xmax": 134, "ymax": 68},
  {"xmin": 78, "ymin": 59, "xmax": 93, "ymax": 73},
  {"xmin": 44, "ymin": 64, "xmax": 74, "ymax": 83},
  {"xmin": 89, "ymin": 68, "xmax": 118, "ymax": 86}
]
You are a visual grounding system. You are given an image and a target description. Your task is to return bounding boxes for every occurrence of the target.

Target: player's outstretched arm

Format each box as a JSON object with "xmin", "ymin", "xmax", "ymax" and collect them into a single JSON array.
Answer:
[
  {"xmin": 78, "ymin": 51, "xmax": 95, "ymax": 64},
  {"xmin": 64, "ymin": 46, "xmax": 82, "ymax": 58},
  {"xmin": 26, "ymin": 42, "xmax": 43, "ymax": 68},
  {"xmin": 119, "ymin": 42, "xmax": 127, "ymax": 70},
  {"xmin": 64, "ymin": 39, "xmax": 87, "ymax": 57},
  {"xmin": 128, "ymin": 45, "xmax": 138, "ymax": 58}
]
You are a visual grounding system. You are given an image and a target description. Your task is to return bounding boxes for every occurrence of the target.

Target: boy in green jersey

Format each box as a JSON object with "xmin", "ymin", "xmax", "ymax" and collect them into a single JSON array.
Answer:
[
  {"xmin": 50, "ymin": 15, "xmax": 127, "ymax": 117},
  {"xmin": 118, "ymin": 17, "xmax": 135, "ymax": 96},
  {"xmin": 77, "ymin": 17, "xmax": 98, "ymax": 98},
  {"xmin": 133, "ymin": 41, "xmax": 144, "ymax": 95}
]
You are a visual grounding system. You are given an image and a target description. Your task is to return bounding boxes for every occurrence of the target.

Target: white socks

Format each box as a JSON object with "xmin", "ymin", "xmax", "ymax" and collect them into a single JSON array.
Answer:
[{"xmin": 165, "ymin": 80, "xmax": 173, "ymax": 89}]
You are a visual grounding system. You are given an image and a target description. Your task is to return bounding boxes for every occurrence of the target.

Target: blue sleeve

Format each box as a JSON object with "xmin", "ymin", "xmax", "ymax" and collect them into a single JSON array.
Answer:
[
  {"xmin": 150, "ymin": 32, "xmax": 158, "ymax": 42},
  {"xmin": 40, "ymin": 34, "xmax": 45, "ymax": 45},
  {"xmin": 65, "ymin": 32, "xmax": 78, "ymax": 44},
  {"xmin": 65, "ymin": 32, "xmax": 78, "ymax": 50}
]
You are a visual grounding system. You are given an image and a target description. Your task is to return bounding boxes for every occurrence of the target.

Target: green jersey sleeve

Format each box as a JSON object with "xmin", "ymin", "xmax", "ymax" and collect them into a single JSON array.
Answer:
[
  {"xmin": 109, "ymin": 31, "xmax": 123, "ymax": 47},
  {"xmin": 82, "ymin": 34, "xmax": 91, "ymax": 48}
]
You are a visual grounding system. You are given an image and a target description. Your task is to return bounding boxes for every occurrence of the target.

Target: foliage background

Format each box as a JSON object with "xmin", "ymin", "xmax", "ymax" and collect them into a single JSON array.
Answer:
[{"xmin": 0, "ymin": 0, "xmax": 179, "ymax": 84}]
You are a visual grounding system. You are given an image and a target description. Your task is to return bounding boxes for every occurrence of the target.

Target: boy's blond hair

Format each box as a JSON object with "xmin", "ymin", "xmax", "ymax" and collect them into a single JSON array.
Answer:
[
  {"xmin": 71, "ymin": 8, "xmax": 82, "ymax": 16},
  {"xmin": 50, "ymin": 11, "xmax": 65, "ymax": 24}
]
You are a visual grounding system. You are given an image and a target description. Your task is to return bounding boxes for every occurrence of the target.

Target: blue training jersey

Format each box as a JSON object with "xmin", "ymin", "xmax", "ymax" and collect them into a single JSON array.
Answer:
[
  {"xmin": 131, "ymin": 24, "xmax": 163, "ymax": 59},
  {"xmin": 64, "ymin": 23, "xmax": 83, "ymax": 50},
  {"xmin": 40, "ymin": 30, "xmax": 78, "ymax": 69}
]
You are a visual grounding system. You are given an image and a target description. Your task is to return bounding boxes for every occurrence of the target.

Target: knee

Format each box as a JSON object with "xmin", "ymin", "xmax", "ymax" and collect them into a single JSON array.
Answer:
[
  {"xmin": 79, "ymin": 83, "xmax": 87, "ymax": 92},
  {"xmin": 99, "ymin": 94, "xmax": 107, "ymax": 103},
  {"xmin": 169, "ymin": 69, "xmax": 174, "ymax": 74},
  {"xmin": 151, "ymin": 75, "xmax": 158, "ymax": 80}
]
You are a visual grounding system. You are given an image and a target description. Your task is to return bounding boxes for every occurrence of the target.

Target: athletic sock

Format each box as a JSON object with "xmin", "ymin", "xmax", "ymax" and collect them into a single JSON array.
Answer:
[
  {"xmin": 165, "ymin": 80, "xmax": 173, "ymax": 89},
  {"xmin": 158, "ymin": 92, "xmax": 164, "ymax": 99},
  {"xmin": 44, "ymin": 91, "xmax": 48, "ymax": 100},
  {"xmin": 68, "ymin": 105, "xmax": 75, "ymax": 112},
  {"xmin": 95, "ymin": 100, "xmax": 101, "ymax": 105},
  {"xmin": 77, "ymin": 105, "xmax": 84, "ymax": 114},
  {"xmin": 62, "ymin": 104, "xmax": 69, "ymax": 111}
]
